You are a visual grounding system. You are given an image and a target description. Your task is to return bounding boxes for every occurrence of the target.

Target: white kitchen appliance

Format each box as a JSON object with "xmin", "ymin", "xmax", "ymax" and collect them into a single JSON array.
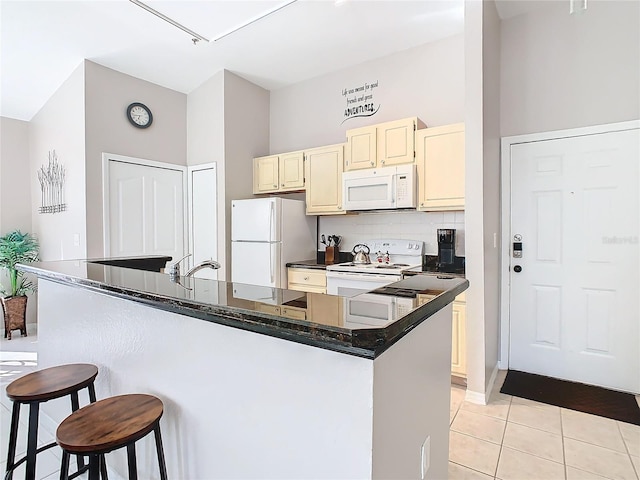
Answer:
[
  {"xmin": 342, "ymin": 291, "xmax": 417, "ymax": 329},
  {"xmin": 326, "ymin": 239, "xmax": 424, "ymax": 296},
  {"xmin": 342, "ymin": 164, "xmax": 417, "ymax": 211},
  {"xmin": 231, "ymin": 197, "xmax": 315, "ymax": 288}
]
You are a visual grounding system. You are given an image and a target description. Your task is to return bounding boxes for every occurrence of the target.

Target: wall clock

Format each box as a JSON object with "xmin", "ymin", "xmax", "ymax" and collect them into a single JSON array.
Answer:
[{"xmin": 126, "ymin": 102, "xmax": 153, "ymax": 129}]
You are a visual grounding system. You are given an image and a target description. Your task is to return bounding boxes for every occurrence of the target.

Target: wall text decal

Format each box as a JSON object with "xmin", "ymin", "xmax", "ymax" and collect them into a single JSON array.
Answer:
[{"xmin": 341, "ymin": 80, "xmax": 380, "ymax": 124}]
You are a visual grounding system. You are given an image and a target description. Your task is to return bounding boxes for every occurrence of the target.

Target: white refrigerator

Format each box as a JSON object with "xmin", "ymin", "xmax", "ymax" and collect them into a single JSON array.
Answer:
[{"xmin": 231, "ymin": 197, "xmax": 315, "ymax": 289}]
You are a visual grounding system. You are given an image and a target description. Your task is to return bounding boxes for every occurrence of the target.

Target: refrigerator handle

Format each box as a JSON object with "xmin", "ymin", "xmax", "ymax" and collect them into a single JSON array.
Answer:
[
  {"xmin": 270, "ymin": 243, "xmax": 275, "ymax": 284},
  {"xmin": 269, "ymin": 201, "xmax": 274, "ymax": 242}
]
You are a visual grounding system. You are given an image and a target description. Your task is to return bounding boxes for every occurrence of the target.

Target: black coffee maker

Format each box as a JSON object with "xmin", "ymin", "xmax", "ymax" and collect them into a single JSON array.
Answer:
[{"xmin": 437, "ymin": 229, "xmax": 456, "ymax": 271}]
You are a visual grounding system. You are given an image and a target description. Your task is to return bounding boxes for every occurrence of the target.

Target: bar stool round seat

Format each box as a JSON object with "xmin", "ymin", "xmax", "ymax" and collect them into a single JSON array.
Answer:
[
  {"xmin": 4, "ymin": 363, "xmax": 99, "ymax": 480},
  {"xmin": 57, "ymin": 394, "xmax": 168, "ymax": 480}
]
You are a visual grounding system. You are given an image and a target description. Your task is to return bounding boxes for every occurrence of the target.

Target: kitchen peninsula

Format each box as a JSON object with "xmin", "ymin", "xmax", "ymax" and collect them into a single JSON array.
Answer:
[{"xmin": 19, "ymin": 259, "xmax": 467, "ymax": 480}]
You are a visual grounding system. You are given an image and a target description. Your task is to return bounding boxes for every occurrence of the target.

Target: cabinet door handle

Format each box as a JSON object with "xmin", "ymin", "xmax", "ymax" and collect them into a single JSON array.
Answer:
[
  {"xmin": 281, "ymin": 183, "xmax": 285, "ymax": 187},
  {"xmin": 273, "ymin": 184, "xmax": 277, "ymax": 188},
  {"xmin": 381, "ymin": 160, "xmax": 385, "ymax": 164},
  {"xmin": 304, "ymin": 276, "xmax": 309, "ymax": 281},
  {"xmin": 370, "ymin": 161, "xmax": 374, "ymax": 166}
]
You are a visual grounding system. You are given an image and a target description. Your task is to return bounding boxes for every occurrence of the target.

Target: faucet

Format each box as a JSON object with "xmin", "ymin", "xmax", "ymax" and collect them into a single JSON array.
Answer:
[
  {"xmin": 169, "ymin": 254, "xmax": 221, "ymax": 282},
  {"xmin": 185, "ymin": 259, "xmax": 221, "ymax": 277}
]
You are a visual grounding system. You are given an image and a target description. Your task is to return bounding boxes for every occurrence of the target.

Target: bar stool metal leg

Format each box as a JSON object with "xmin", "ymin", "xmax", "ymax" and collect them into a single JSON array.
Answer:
[
  {"xmin": 59, "ymin": 451, "xmax": 70, "ymax": 480},
  {"xmin": 88, "ymin": 455, "xmax": 100, "ymax": 480},
  {"xmin": 126, "ymin": 444, "xmax": 138, "ymax": 480},
  {"xmin": 26, "ymin": 402, "xmax": 40, "ymax": 480},
  {"xmin": 154, "ymin": 425, "xmax": 168, "ymax": 480},
  {"xmin": 4, "ymin": 402, "xmax": 20, "ymax": 480},
  {"xmin": 69, "ymin": 391, "xmax": 86, "ymax": 474}
]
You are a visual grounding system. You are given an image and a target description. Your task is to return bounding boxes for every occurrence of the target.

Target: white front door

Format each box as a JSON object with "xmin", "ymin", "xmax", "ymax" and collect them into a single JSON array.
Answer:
[
  {"xmin": 104, "ymin": 155, "xmax": 186, "ymax": 266},
  {"xmin": 509, "ymin": 128, "xmax": 639, "ymax": 393}
]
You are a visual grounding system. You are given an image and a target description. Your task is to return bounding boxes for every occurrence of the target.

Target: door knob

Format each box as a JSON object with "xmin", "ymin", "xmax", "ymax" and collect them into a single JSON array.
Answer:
[{"xmin": 513, "ymin": 265, "xmax": 522, "ymax": 273}]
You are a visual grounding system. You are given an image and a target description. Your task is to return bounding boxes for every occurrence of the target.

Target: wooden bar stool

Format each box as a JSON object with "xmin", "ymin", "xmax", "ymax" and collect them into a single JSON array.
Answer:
[
  {"xmin": 57, "ymin": 394, "xmax": 168, "ymax": 480},
  {"xmin": 4, "ymin": 363, "xmax": 99, "ymax": 480}
]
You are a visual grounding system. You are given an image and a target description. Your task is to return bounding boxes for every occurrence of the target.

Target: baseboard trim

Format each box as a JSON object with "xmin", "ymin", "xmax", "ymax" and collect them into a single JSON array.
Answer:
[
  {"xmin": 465, "ymin": 389, "xmax": 486, "ymax": 405},
  {"xmin": 486, "ymin": 362, "xmax": 500, "ymax": 400}
]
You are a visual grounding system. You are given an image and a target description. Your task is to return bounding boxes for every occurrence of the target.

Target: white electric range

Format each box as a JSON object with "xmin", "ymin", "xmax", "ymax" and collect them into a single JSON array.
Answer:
[{"xmin": 326, "ymin": 239, "xmax": 424, "ymax": 297}]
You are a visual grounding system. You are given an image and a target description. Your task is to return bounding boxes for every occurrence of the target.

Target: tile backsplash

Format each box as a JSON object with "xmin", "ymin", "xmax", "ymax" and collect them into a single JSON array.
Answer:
[{"xmin": 318, "ymin": 210, "xmax": 465, "ymax": 256}]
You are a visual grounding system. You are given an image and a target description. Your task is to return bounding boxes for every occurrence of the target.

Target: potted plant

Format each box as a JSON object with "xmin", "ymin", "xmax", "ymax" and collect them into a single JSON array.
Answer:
[{"xmin": 0, "ymin": 230, "xmax": 39, "ymax": 339}]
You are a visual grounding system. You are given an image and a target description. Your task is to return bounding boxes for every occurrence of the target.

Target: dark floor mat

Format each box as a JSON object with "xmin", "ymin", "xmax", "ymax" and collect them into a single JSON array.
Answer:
[{"xmin": 500, "ymin": 370, "xmax": 640, "ymax": 426}]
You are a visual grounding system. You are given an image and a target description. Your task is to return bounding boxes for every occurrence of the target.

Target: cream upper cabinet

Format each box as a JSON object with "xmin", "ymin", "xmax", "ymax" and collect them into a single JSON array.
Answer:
[
  {"xmin": 345, "ymin": 125, "xmax": 377, "ymax": 170},
  {"xmin": 253, "ymin": 155, "xmax": 280, "ymax": 193},
  {"xmin": 253, "ymin": 151, "xmax": 305, "ymax": 194},
  {"xmin": 345, "ymin": 117, "xmax": 425, "ymax": 171},
  {"xmin": 304, "ymin": 144, "xmax": 346, "ymax": 215},
  {"xmin": 416, "ymin": 123, "xmax": 465, "ymax": 211},
  {"xmin": 279, "ymin": 151, "xmax": 305, "ymax": 190}
]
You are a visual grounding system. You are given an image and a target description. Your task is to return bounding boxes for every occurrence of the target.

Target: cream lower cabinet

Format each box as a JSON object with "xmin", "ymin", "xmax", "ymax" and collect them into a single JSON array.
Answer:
[
  {"xmin": 253, "ymin": 150, "xmax": 305, "ymax": 194},
  {"xmin": 255, "ymin": 303, "xmax": 307, "ymax": 321},
  {"xmin": 307, "ymin": 293, "xmax": 343, "ymax": 327},
  {"xmin": 416, "ymin": 123, "xmax": 465, "ymax": 211},
  {"xmin": 304, "ymin": 144, "xmax": 346, "ymax": 215},
  {"xmin": 287, "ymin": 268, "xmax": 327, "ymax": 293},
  {"xmin": 345, "ymin": 117, "xmax": 425, "ymax": 171},
  {"xmin": 418, "ymin": 291, "xmax": 467, "ymax": 377}
]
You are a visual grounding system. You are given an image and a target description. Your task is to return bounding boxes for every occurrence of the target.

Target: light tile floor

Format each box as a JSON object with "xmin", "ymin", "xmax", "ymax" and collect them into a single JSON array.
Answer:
[
  {"xmin": 449, "ymin": 370, "xmax": 640, "ymax": 480},
  {"xmin": 2, "ymin": 326, "xmax": 640, "ymax": 480}
]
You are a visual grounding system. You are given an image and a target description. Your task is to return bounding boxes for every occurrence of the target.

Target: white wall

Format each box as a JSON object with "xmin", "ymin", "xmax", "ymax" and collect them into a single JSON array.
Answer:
[
  {"xmin": 481, "ymin": 0, "xmax": 502, "ymax": 397},
  {"xmin": 84, "ymin": 60, "xmax": 188, "ymax": 258},
  {"xmin": 463, "ymin": 0, "xmax": 487, "ymax": 400},
  {"xmin": 320, "ymin": 211, "xmax": 465, "ymax": 257},
  {"xmin": 29, "ymin": 63, "xmax": 86, "ymax": 262},
  {"xmin": 270, "ymin": 34, "xmax": 465, "ymax": 153},
  {"xmin": 500, "ymin": 0, "xmax": 640, "ymax": 137},
  {"xmin": 0, "ymin": 117, "xmax": 31, "ymax": 234}
]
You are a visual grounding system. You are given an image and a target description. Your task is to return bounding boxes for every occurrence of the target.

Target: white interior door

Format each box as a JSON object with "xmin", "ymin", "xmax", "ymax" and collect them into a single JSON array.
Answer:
[
  {"xmin": 104, "ymin": 155, "xmax": 186, "ymax": 266},
  {"xmin": 509, "ymin": 128, "xmax": 639, "ymax": 393},
  {"xmin": 188, "ymin": 164, "xmax": 217, "ymax": 280}
]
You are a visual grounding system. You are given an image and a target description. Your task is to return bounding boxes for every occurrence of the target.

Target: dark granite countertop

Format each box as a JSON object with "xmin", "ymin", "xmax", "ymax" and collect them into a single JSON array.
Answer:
[{"xmin": 18, "ymin": 258, "xmax": 468, "ymax": 359}]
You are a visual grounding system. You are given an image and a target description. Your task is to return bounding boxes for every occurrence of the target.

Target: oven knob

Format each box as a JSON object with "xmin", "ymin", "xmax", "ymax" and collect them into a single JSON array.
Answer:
[{"xmin": 414, "ymin": 244, "xmax": 420, "ymax": 250}]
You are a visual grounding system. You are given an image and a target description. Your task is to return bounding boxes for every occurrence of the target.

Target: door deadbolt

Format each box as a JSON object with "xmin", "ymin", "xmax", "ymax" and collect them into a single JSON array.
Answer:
[
  {"xmin": 513, "ymin": 234, "xmax": 523, "ymax": 258},
  {"xmin": 513, "ymin": 265, "xmax": 522, "ymax": 273}
]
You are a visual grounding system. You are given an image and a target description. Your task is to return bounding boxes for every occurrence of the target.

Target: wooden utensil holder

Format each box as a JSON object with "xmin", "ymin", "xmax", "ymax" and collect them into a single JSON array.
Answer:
[{"xmin": 325, "ymin": 246, "xmax": 338, "ymax": 265}]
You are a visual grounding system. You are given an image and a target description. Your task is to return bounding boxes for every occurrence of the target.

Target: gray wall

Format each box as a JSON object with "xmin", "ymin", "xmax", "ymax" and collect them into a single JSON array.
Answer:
[
  {"xmin": 187, "ymin": 70, "xmax": 270, "ymax": 280},
  {"xmin": 222, "ymin": 71, "xmax": 270, "ymax": 279},
  {"xmin": 270, "ymin": 34, "xmax": 465, "ymax": 153},
  {"xmin": 500, "ymin": 0, "xmax": 640, "ymax": 137},
  {"xmin": 0, "ymin": 117, "xmax": 31, "ymax": 235},
  {"xmin": 84, "ymin": 60, "xmax": 188, "ymax": 257}
]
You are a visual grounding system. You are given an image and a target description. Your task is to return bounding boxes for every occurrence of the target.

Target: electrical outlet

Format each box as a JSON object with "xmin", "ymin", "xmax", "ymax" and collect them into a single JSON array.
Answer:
[{"xmin": 420, "ymin": 436, "xmax": 431, "ymax": 479}]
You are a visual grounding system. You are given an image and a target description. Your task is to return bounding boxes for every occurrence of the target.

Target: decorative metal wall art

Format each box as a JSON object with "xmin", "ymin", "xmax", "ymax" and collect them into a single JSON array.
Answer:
[{"xmin": 37, "ymin": 150, "xmax": 66, "ymax": 214}]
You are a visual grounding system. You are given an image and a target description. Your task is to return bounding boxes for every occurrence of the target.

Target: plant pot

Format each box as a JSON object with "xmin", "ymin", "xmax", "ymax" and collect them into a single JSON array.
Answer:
[{"xmin": 1, "ymin": 295, "xmax": 27, "ymax": 340}]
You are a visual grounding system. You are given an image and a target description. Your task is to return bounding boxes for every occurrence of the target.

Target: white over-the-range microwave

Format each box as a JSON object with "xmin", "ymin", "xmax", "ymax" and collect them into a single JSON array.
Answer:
[{"xmin": 342, "ymin": 164, "xmax": 417, "ymax": 211}]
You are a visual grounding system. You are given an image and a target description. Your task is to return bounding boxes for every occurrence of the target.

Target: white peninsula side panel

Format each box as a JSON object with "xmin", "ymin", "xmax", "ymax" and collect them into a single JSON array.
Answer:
[{"xmin": 36, "ymin": 278, "xmax": 451, "ymax": 479}]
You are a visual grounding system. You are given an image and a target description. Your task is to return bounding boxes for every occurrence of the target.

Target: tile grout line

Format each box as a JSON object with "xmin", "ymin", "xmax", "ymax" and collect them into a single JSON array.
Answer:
[
  {"xmin": 617, "ymin": 420, "xmax": 640, "ymax": 480},
  {"xmin": 560, "ymin": 406, "xmax": 568, "ymax": 480}
]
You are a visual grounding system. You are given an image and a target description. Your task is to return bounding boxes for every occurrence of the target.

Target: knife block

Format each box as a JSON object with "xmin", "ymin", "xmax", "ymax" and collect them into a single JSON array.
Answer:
[{"xmin": 325, "ymin": 246, "xmax": 338, "ymax": 265}]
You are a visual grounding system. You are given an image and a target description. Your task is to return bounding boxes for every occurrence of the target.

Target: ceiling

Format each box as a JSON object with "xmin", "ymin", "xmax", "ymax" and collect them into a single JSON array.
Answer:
[{"xmin": 1, "ymin": 0, "xmax": 468, "ymax": 121}]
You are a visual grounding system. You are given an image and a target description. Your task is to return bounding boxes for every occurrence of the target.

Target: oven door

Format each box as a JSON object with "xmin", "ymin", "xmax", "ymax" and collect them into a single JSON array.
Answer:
[{"xmin": 326, "ymin": 271, "xmax": 401, "ymax": 296}]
